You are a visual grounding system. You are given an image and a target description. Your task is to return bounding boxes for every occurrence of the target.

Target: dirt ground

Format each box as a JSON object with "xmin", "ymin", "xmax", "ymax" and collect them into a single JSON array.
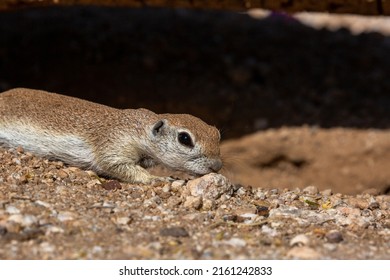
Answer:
[
  {"xmin": 0, "ymin": 7, "xmax": 389, "ymax": 259},
  {"xmin": 0, "ymin": 147, "xmax": 389, "ymax": 259}
]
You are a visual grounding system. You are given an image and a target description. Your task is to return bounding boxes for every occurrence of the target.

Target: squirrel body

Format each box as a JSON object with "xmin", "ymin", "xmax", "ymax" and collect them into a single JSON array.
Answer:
[{"xmin": 0, "ymin": 88, "xmax": 222, "ymax": 184}]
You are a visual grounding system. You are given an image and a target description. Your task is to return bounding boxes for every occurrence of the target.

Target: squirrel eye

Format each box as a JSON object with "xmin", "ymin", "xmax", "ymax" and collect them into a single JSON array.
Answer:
[{"xmin": 178, "ymin": 132, "xmax": 194, "ymax": 148}]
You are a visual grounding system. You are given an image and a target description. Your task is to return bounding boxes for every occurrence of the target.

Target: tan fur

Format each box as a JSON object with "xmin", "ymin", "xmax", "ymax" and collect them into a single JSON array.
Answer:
[{"xmin": 0, "ymin": 88, "xmax": 222, "ymax": 184}]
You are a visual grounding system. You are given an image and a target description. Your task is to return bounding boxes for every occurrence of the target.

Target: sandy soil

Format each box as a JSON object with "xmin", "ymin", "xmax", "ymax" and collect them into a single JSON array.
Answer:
[{"xmin": 0, "ymin": 147, "xmax": 389, "ymax": 259}]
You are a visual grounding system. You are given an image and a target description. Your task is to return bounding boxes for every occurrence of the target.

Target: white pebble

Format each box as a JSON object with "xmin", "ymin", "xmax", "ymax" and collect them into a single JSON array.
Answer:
[
  {"xmin": 224, "ymin": 238, "xmax": 247, "ymax": 247},
  {"xmin": 46, "ymin": 225, "xmax": 64, "ymax": 234},
  {"xmin": 5, "ymin": 205, "xmax": 20, "ymax": 214},
  {"xmin": 8, "ymin": 214, "xmax": 38, "ymax": 227},
  {"xmin": 116, "ymin": 217, "xmax": 131, "ymax": 225},
  {"xmin": 171, "ymin": 180, "xmax": 186, "ymax": 188},
  {"xmin": 35, "ymin": 200, "xmax": 52, "ymax": 209},
  {"xmin": 57, "ymin": 211, "xmax": 76, "ymax": 222},
  {"xmin": 40, "ymin": 242, "xmax": 55, "ymax": 253},
  {"xmin": 289, "ymin": 234, "xmax": 310, "ymax": 247}
]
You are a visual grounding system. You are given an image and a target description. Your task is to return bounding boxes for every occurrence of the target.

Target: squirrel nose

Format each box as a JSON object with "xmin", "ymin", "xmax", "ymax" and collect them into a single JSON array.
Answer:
[{"xmin": 209, "ymin": 159, "xmax": 223, "ymax": 172}]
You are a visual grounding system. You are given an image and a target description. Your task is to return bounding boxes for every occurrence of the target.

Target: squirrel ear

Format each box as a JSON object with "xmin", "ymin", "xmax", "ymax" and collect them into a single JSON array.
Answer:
[{"xmin": 152, "ymin": 120, "xmax": 166, "ymax": 136}]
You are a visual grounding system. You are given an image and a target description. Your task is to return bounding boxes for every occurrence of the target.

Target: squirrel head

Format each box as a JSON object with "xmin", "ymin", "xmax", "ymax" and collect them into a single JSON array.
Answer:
[{"xmin": 147, "ymin": 113, "xmax": 222, "ymax": 176}]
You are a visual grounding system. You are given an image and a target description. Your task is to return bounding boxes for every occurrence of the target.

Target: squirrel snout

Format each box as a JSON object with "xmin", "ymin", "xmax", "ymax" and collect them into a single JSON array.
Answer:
[{"xmin": 209, "ymin": 159, "xmax": 223, "ymax": 173}]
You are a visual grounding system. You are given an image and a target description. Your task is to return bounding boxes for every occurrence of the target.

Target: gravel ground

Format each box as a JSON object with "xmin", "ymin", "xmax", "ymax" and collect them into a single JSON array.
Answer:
[{"xmin": 0, "ymin": 146, "xmax": 389, "ymax": 259}]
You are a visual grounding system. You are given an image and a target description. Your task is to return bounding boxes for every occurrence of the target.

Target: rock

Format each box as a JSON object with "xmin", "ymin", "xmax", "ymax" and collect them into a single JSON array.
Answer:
[
  {"xmin": 323, "ymin": 243, "xmax": 338, "ymax": 252},
  {"xmin": 40, "ymin": 242, "xmax": 55, "ymax": 253},
  {"xmin": 5, "ymin": 205, "xmax": 20, "ymax": 214},
  {"xmin": 46, "ymin": 225, "xmax": 64, "ymax": 234},
  {"xmin": 223, "ymin": 214, "xmax": 238, "ymax": 222},
  {"xmin": 256, "ymin": 205, "xmax": 270, "ymax": 217},
  {"xmin": 116, "ymin": 216, "xmax": 132, "ymax": 226},
  {"xmin": 101, "ymin": 180, "xmax": 122, "ymax": 190},
  {"xmin": 92, "ymin": 246, "xmax": 103, "ymax": 254},
  {"xmin": 347, "ymin": 197, "xmax": 369, "ymax": 210},
  {"xmin": 57, "ymin": 170, "xmax": 69, "ymax": 179},
  {"xmin": 325, "ymin": 230, "xmax": 343, "ymax": 243},
  {"xmin": 186, "ymin": 173, "xmax": 232, "ymax": 200},
  {"xmin": 166, "ymin": 196, "xmax": 182, "ymax": 208},
  {"xmin": 289, "ymin": 234, "xmax": 310, "ymax": 247},
  {"xmin": 57, "ymin": 211, "xmax": 77, "ymax": 222},
  {"xmin": 202, "ymin": 199, "xmax": 215, "ymax": 210},
  {"xmin": 35, "ymin": 200, "xmax": 52, "ymax": 209},
  {"xmin": 303, "ymin": 186, "xmax": 319, "ymax": 195},
  {"xmin": 236, "ymin": 213, "xmax": 257, "ymax": 223},
  {"xmin": 261, "ymin": 225, "xmax": 278, "ymax": 237},
  {"xmin": 160, "ymin": 227, "xmax": 189, "ymax": 237},
  {"xmin": 223, "ymin": 238, "xmax": 247, "ymax": 247},
  {"xmin": 236, "ymin": 187, "xmax": 246, "ymax": 196},
  {"xmin": 102, "ymin": 201, "xmax": 116, "ymax": 208},
  {"xmin": 86, "ymin": 179, "xmax": 101, "ymax": 188},
  {"xmin": 171, "ymin": 180, "xmax": 186, "ymax": 188},
  {"xmin": 235, "ymin": 206, "xmax": 257, "ymax": 215},
  {"xmin": 162, "ymin": 184, "xmax": 171, "ymax": 193},
  {"xmin": 337, "ymin": 206, "xmax": 361, "ymax": 217},
  {"xmin": 183, "ymin": 196, "xmax": 202, "ymax": 210},
  {"xmin": 8, "ymin": 214, "xmax": 38, "ymax": 227},
  {"xmin": 286, "ymin": 247, "xmax": 321, "ymax": 259},
  {"xmin": 256, "ymin": 190, "xmax": 266, "ymax": 200},
  {"xmin": 368, "ymin": 197, "xmax": 380, "ymax": 210}
]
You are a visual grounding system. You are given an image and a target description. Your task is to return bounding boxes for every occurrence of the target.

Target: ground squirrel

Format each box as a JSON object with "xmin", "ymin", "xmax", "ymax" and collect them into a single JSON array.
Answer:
[{"xmin": 0, "ymin": 88, "xmax": 222, "ymax": 184}]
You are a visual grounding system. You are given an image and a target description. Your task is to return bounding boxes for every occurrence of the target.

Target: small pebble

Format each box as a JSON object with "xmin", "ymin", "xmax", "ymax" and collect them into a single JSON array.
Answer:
[
  {"xmin": 57, "ymin": 211, "xmax": 76, "ymax": 222},
  {"xmin": 5, "ymin": 205, "xmax": 20, "ymax": 214},
  {"xmin": 183, "ymin": 196, "xmax": 202, "ymax": 210},
  {"xmin": 256, "ymin": 191, "xmax": 266, "ymax": 200},
  {"xmin": 171, "ymin": 180, "xmax": 186, "ymax": 188},
  {"xmin": 160, "ymin": 227, "xmax": 189, "ymax": 238},
  {"xmin": 186, "ymin": 173, "xmax": 232, "ymax": 200},
  {"xmin": 368, "ymin": 198, "xmax": 380, "ymax": 210},
  {"xmin": 223, "ymin": 238, "xmax": 247, "ymax": 247},
  {"xmin": 92, "ymin": 246, "xmax": 103, "ymax": 254},
  {"xmin": 162, "ymin": 184, "xmax": 171, "ymax": 193},
  {"xmin": 202, "ymin": 199, "xmax": 215, "ymax": 210},
  {"xmin": 347, "ymin": 197, "xmax": 369, "ymax": 210},
  {"xmin": 286, "ymin": 247, "xmax": 321, "ymax": 259},
  {"xmin": 101, "ymin": 180, "xmax": 122, "ymax": 190},
  {"xmin": 325, "ymin": 230, "xmax": 344, "ymax": 243},
  {"xmin": 235, "ymin": 206, "xmax": 257, "ymax": 215},
  {"xmin": 289, "ymin": 234, "xmax": 310, "ymax": 247},
  {"xmin": 40, "ymin": 242, "xmax": 55, "ymax": 253},
  {"xmin": 303, "ymin": 186, "xmax": 319, "ymax": 195},
  {"xmin": 57, "ymin": 170, "xmax": 69, "ymax": 179},
  {"xmin": 8, "ymin": 214, "xmax": 38, "ymax": 227},
  {"xmin": 323, "ymin": 243, "xmax": 338, "ymax": 252},
  {"xmin": 46, "ymin": 225, "xmax": 64, "ymax": 234},
  {"xmin": 35, "ymin": 200, "xmax": 52, "ymax": 209},
  {"xmin": 236, "ymin": 187, "xmax": 246, "ymax": 195},
  {"xmin": 116, "ymin": 217, "xmax": 132, "ymax": 226},
  {"xmin": 256, "ymin": 205, "xmax": 270, "ymax": 216},
  {"xmin": 223, "ymin": 214, "xmax": 238, "ymax": 222},
  {"xmin": 86, "ymin": 179, "xmax": 101, "ymax": 188}
]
